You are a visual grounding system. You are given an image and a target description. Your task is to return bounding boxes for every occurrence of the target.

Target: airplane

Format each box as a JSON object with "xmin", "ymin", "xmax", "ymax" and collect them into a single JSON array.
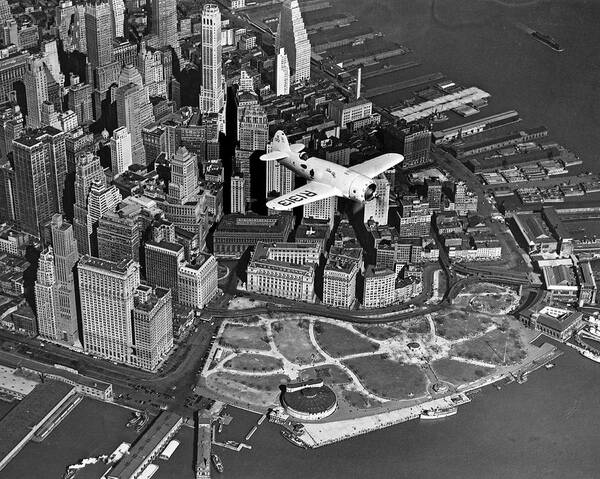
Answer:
[{"xmin": 260, "ymin": 131, "xmax": 403, "ymax": 211}]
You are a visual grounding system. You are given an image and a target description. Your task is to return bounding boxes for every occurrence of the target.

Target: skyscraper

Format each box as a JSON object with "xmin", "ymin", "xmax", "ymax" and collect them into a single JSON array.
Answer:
[
  {"xmin": 115, "ymin": 65, "xmax": 155, "ymax": 165},
  {"xmin": 131, "ymin": 284, "xmax": 173, "ymax": 371},
  {"xmin": 230, "ymin": 173, "xmax": 245, "ymax": 214},
  {"xmin": 85, "ymin": 0, "xmax": 114, "ymax": 70},
  {"xmin": 34, "ymin": 247, "xmax": 57, "ymax": 341},
  {"xmin": 275, "ymin": 0, "xmax": 311, "ymax": 84},
  {"xmin": 97, "ymin": 209, "xmax": 140, "ymax": 263},
  {"xmin": 85, "ymin": 0, "xmax": 119, "ymax": 119},
  {"xmin": 145, "ymin": 240, "xmax": 184, "ymax": 301},
  {"xmin": 24, "ymin": 55, "xmax": 59, "ymax": 130},
  {"xmin": 199, "ymin": 4, "xmax": 224, "ymax": 115},
  {"xmin": 177, "ymin": 253, "xmax": 218, "ymax": 310},
  {"xmin": 67, "ymin": 76, "xmax": 93, "ymax": 125},
  {"xmin": 363, "ymin": 174, "xmax": 390, "ymax": 226},
  {"xmin": 152, "ymin": 0, "xmax": 178, "ymax": 51},
  {"xmin": 304, "ymin": 197, "xmax": 337, "ymax": 227},
  {"xmin": 265, "ymin": 142, "xmax": 293, "ymax": 197},
  {"xmin": 275, "ymin": 48, "xmax": 290, "ymax": 96},
  {"xmin": 49, "ymin": 214, "xmax": 80, "ymax": 345},
  {"xmin": 109, "ymin": 0, "xmax": 125, "ymax": 38},
  {"xmin": 110, "ymin": 126, "xmax": 132, "ymax": 176},
  {"xmin": 238, "ymin": 104, "xmax": 268, "ymax": 152},
  {"xmin": 78, "ymin": 256, "xmax": 140, "ymax": 366},
  {"xmin": 13, "ymin": 127, "xmax": 67, "ymax": 237}
]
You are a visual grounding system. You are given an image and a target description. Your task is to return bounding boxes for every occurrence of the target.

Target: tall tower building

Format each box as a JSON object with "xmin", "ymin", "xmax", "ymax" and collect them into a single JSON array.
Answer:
[
  {"xmin": 275, "ymin": 0, "xmax": 311, "ymax": 84},
  {"xmin": 67, "ymin": 77, "xmax": 93, "ymax": 125},
  {"xmin": 109, "ymin": 0, "xmax": 125, "ymax": 38},
  {"xmin": 265, "ymin": 142, "xmax": 293, "ymax": 197},
  {"xmin": 115, "ymin": 65, "xmax": 155, "ymax": 165},
  {"xmin": 275, "ymin": 48, "xmax": 290, "ymax": 96},
  {"xmin": 230, "ymin": 173, "xmax": 245, "ymax": 214},
  {"xmin": 363, "ymin": 174, "xmax": 390, "ymax": 226},
  {"xmin": 13, "ymin": 127, "xmax": 67, "ymax": 237},
  {"xmin": 78, "ymin": 256, "xmax": 140, "ymax": 365},
  {"xmin": 49, "ymin": 214, "xmax": 80, "ymax": 346},
  {"xmin": 160, "ymin": 147, "xmax": 203, "ymax": 236},
  {"xmin": 238, "ymin": 104, "xmax": 268, "ymax": 152},
  {"xmin": 145, "ymin": 240, "xmax": 184, "ymax": 301},
  {"xmin": 24, "ymin": 56, "xmax": 52, "ymax": 130},
  {"xmin": 34, "ymin": 247, "xmax": 58, "ymax": 341},
  {"xmin": 0, "ymin": 159, "xmax": 17, "ymax": 223},
  {"xmin": 152, "ymin": 0, "xmax": 178, "ymax": 51},
  {"xmin": 85, "ymin": 0, "xmax": 114, "ymax": 70},
  {"xmin": 73, "ymin": 152, "xmax": 106, "ymax": 254},
  {"xmin": 132, "ymin": 285, "xmax": 173, "ymax": 371},
  {"xmin": 85, "ymin": 0, "xmax": 119, "ymax": 119},
  {"xmin": 110, "ymin": 126, "xmax": 132, "ymax": 176},
  {"xmin": 199, "ymin": 4, "xmax": 224, "ymax": 115},
  {"xmin": 0, "ymin": 104, "xmax": 24, "ymax": 159}
]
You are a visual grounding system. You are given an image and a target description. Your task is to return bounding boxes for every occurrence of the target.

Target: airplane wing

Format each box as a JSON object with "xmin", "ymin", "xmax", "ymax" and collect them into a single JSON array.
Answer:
[
  {"xmin": 349, "ymin": 153, "xmax": 404, "ymax": 178},
  {"xmin": 267, "ymin": 181, "xmax": 338, "ymax": 211}
]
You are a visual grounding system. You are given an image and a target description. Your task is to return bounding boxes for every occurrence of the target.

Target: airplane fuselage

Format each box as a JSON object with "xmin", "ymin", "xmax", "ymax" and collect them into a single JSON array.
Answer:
[{"xmin": 277, "ymin": 154, "xmax": 375, "ymax": 202}]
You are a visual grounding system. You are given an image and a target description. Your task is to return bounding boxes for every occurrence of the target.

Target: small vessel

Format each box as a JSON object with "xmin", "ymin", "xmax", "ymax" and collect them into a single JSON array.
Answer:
[
  {"xmin": 581, "ymin": 349, "xmax": 600, "ymax": 363},
  {"xmin": 420, "ymin": 407, "xmax": 457, "ymax": 420},
  {"xmin": 544, "ymin": 362, "xmax": 555, "ymax": 370},
  {"xmin": 281, "ymin": 429, "xmax": 308, "ymax": 449},
  {"xmin": 516, "ymin": 372, "xmax": 528, "ymax": 384},
  {"xmin": 211, "ymin": 454, "xmax": 224, "ymax": 473},
  {"xmin": 530, "ymin": 30, "xmax": 564, "ymax": 52}
]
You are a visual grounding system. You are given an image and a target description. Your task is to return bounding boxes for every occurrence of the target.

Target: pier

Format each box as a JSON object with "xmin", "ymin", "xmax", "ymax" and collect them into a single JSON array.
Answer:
[
  {"xmin": 364, "ymin": 72, "xmax": 445, "ymax": 99},
  {"xmin": 360, "ymin": 60, "xmax": 421, "ymax": 80},
  {"xmin": 195, "ymin": 414, "xmax": 211, "ymax": 479}
]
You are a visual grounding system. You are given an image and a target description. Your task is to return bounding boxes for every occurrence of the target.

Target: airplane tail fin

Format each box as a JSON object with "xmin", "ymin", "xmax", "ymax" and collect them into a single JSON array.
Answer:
[{"xmin": 272, "ymin": 130, "xmax": 290, "ymax": 152}]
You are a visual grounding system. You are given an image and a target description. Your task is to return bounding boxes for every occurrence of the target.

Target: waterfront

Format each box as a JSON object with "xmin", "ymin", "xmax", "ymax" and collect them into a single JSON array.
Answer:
[
  {"xmin": 331, "ymin": 0, "xmax": 600, "ymax": 170},
  {"xmin": 214, "ymin": 342, "xmax": 600, "ymax": 479}
]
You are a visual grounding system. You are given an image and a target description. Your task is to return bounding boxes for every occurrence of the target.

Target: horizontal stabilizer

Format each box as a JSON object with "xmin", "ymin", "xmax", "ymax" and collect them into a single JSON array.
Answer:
[
  {"xmin": 260, "ymin": 151, "xmax": 288, "ymax": 161},
  {"xmin": 290, "ymin": 143, "xmax": 305, "ymax": 154}
]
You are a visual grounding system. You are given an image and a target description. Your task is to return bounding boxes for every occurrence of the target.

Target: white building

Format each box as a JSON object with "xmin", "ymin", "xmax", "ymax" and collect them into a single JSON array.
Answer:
[
  {"xmin": 110, "ymin": 126, "xmax": 132, "ymax": 176},
  {"xmin": 303, "ymin": 196, "xmax": 337, "ymax": 227},
  {"xmin": 78, "ymin": 256, "xmax": 140, "ymax": 366},
  {"xmin": 363, "ymin": 266, "xmax": 396, "ymax": 308},
  {"xmin": 34, "ymin": 248, "xmax": 57, "ymax": 341},
  {"xmin": 322, "ymin": 251, "xmax": 360, "ymax": 308},
  {"xmin": 177, "ymin": 253, "xmax": 218, "ymax": 310},
  {"xmin": 199, "ymin": 4, "xmax": 225, "ymax": 114},
  {"xmin": 275, "ymin": 47, "xmax": 290, "ymax": 96},
  {"xmin": 246, "ymin": 242, "xmax": 315, "ymax": 302},
  {"xmin": 275, "ymin": 0, "xmax": 311, "ymax": 84},
  {"xmin": 230, "ymin": 174, "xmax": 246, "ymax": 214},
  {"xmin": 266, "ymin": 141, "xmax": 294, "ymax": 197},
  {"xmin": 363, "ymin": 174, "xmax": 390, "ymax": 226}
]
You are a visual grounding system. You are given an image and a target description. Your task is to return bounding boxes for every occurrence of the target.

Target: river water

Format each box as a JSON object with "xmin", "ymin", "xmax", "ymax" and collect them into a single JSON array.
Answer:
[
  {"xmin": 214, "ymin": 2, "xmax": 600, "ymax": 478},
  {"xmin": 342, "ymin": 0, "xmax": 600, "ymax": 169}
]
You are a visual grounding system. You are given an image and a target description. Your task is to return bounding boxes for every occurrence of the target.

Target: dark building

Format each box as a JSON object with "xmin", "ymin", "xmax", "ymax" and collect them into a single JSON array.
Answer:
[
  {"xmin": 383, "ymin": 122, "xmax": 432, "ymax": 170},
  {"xmin": 144, "ymin": 241, "xmax": 184, "ymax": 302}
]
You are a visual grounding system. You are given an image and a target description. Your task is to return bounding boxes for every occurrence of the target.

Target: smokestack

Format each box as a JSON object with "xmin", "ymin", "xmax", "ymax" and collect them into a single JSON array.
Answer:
[{"xmin": 356, "ymin": 67, "xmax": 362, "ymax": 100}]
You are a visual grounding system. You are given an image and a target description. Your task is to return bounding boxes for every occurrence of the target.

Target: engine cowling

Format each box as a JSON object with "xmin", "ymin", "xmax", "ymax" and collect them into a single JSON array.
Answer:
[{"xmin": 348, "ymin": 176, "xmax": 377, "ymax": 202}]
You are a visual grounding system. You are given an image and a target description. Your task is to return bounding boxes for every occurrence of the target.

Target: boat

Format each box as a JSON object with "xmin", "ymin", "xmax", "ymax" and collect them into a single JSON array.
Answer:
[
  {"xmin": 420, "ymin": 407, "xmax": 457, "ymax": 420},
  {"xmin": 530, "ymin": 30, "xmax": 564, "ymax": 52},
  {"xmin": 280, "ymin": 429, "xmax": 308, "ymax": 449},
  {"xmin": 211, "ymin": 454, "xmax": 224, "ymax": 473},
  {"xmin": 544, "ymin": 362, "xmax": 555, "ymax": 370},
  {"xmin": 581, "ymin": 349, "xmax": 600, "ymax": 363}
]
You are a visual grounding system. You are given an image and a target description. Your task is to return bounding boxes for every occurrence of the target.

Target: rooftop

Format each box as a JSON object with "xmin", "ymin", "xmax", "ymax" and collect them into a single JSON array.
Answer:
[{"xmin": 0, "ymin": 381, "xmax": 74, "ymax": 460}]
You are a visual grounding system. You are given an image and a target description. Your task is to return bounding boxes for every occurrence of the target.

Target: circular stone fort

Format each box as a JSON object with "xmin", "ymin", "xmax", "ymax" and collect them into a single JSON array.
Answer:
[{"xmin": 281, "ymin": 379, "xmax": 337, "ymax": 421}]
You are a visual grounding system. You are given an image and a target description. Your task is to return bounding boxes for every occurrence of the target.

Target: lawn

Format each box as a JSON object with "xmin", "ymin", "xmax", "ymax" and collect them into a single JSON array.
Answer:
[
  {"xmin": 451, "ymin": 327, "xmax": 527, "ymax": 365},
  {"xmin": 353, "ymin": 324, "xmax": 401, "ymax": 340},
  {"xmin": 431, "ymin": 358, "xmax": 492, "ymax": 386},
  {"xmin": 220, "ymin": 323, "xmax": 270, "ymax": 351},
  {"xmin": 315, "ymin": 321, "xmax": 379, "ymax": 358},
  {"xmin": 343, "ymin": 355, "xmax": 428, "ymax": 400},
  {"xmin": 434, "ymin": 310, "xmax": 493, "ymax": 340},
  {"xmin": 343, "ymin": 390, "xmax": 377, "ymax": 409},
  {"xmin": 312, "ymin": 365, "xmax": 353, "ymax": 384},
  {"xmin": 223, "ymin": 353, "xmax": 283, "ymax": 373},
  {"xmin": 205, "ymin": 372, "xmax": 288, "ymax": 407},
  {"xmin": 272, "ymin": 319, "xmax": 323, "ymax": 365}
]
